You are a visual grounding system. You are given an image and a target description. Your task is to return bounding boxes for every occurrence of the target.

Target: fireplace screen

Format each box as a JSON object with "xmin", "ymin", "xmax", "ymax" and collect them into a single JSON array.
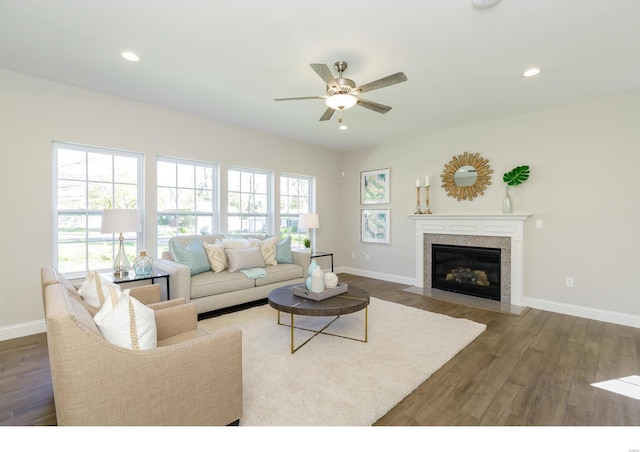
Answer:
[{"xmin": 431, "ymin": 244, "xmax": 501, "ymax": 300}]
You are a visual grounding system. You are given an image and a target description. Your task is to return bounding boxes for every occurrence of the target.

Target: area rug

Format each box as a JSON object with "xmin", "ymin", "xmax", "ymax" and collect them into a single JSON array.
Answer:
[{"xmin": 198, "ymin": 297, "xmax": 486, "ymax": 426}]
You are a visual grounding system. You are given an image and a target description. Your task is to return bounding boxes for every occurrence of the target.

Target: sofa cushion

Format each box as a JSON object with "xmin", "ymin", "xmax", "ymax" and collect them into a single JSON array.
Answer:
[
  {"xmin": 204, "ymin": 240, "xmax": 228, "ymax": 273},
  {"xmin": 254, "ymin": 263, "xmax": 304, "ymax": 287},
  {"xmin": 222, "ymin": 237, "xmax": 255, "ymax": 249},
  {"xmin": 170, "ymin": 237, "xmax": 211, "ymax": 276},
  {"xmin": 257, "ymin": 236, "xmax": 278, "ymax": 266},
  {"xmin": 190, "ymin": 270, "xmax": 254, "ymax": 298},
  {"xmin": 225, "ymin": 247, "xmax": 265, "ymax": 272},
  {"xmin": 94, "ymin": 289, "xmax": 157, "ymax": 350},
  {"xmin": 77, "ymin": 271, "xmax": 122, "ymax": 308},
  {"xmin": 276, "ymin": 236, "xmax": 295, "ymax": 264}
]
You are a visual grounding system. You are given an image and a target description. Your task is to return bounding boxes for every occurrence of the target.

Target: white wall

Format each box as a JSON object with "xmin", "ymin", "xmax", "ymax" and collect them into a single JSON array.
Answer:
[
  {"xmin": 341, "ymin": 90, "xmax": 640, "ymax": 327},
  {"xmin": 3, "ymin": 67, "xmax": 640, "ymax": 340},
  {"xmin": 0, "ymin": 69, "xmax": 342, "ymax": 338}
]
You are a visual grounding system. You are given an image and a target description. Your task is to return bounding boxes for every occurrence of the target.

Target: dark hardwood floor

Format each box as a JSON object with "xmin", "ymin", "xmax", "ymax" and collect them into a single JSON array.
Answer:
[{"xmin": 2, "ymin": 274, "xmax": 639, "ymax": 426}]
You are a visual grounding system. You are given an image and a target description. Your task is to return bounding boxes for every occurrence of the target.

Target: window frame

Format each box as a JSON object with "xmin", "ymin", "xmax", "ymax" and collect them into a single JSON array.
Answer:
[
  {"xmin": 53, "ymin": 141, "xmax": 144, "ymax": 278},
  {"xmin": 279, "ymin": 172, "xmax": 314, "ymax": 248},
  {"xmin": 156, "ymin": 156, "xmax": 219, "ymax": 257},
  {"xmin": 227, "ymin": 166, "xmax": 273, "ymax": 235}
]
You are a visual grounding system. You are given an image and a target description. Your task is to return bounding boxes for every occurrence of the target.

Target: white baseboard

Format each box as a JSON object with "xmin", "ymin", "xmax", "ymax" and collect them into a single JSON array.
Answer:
[
  {"xmin": 524, "ymin": 297, "xmax": 640, "ymax": 329},
  {"xmin": 0, "ymin": 319, "xmax": 46, "ymax": 342},
  {"xmin": 338, "ymin": 266, "xmax": 415, "ymax": 286},
  {"xmin": 338, "ymin": 267, "xmax": 640, "ymax": 328}
]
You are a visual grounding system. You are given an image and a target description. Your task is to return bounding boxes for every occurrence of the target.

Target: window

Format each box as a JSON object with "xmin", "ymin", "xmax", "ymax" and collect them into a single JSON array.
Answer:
[
  {"xmin": 53, "ymin": 142, "xmax": 142, "ymax": 276},
  {"xmin": 280, "ymin": 173, "xmax": 313, "ymax": 248},
  {"xmin": 157, "ymin": 157, "xmax": 217, "ymax": 256},
  {"xmin": 227, "ymin": 167, "xmax": 271, "ymax": 234}
]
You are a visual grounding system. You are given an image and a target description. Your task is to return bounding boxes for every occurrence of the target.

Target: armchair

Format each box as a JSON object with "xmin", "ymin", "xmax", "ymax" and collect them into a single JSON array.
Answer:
[{"xmin": 40, "ymin": 268, "xmax": 243, "ymax": 426}]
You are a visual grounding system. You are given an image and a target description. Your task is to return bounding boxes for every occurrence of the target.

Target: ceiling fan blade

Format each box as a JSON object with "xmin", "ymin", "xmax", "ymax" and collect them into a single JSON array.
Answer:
[
  {"xmin": 310, "ymin": 63, "xmax": 338, "ymax": 87},
  {"xmin": 274, "ymin": 95, "xmax": 325, "ymax": 101},
  {"xmin": 319, "ymin": 108, "xmax": 335, "ymax": 121},
  {"xmin": 355, "ymin": 72, "xmax": 407, "ymax": 94},
  {"xmin": 356, "ymin": 98, "xmax": 392, "ymax": 114}
]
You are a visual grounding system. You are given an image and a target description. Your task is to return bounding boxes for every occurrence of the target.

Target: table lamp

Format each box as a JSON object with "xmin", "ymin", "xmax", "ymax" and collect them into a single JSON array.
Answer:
[
  {"xmin": 299, "ymin": 213, "xmax": 319, "ymax": 251},
  {"xmin": 101, "ymin": 209, "xmax": 141, "ymax": 277}
]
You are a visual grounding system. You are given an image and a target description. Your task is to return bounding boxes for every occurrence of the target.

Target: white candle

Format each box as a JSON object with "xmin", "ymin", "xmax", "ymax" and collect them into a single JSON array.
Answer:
[
  {"xmin": 416, "ymin": 179, "xmax": 420, "ymax": 187},
  {"xmin": 424, "ymin": 176, "xmax": 430, "ymax": 187}
]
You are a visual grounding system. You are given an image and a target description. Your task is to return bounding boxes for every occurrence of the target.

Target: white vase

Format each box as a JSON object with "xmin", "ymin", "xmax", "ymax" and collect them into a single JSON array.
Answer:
[
  {"xmin": 502, "ymin": 185, "xmax": 513, "ymax": 214},
  {"xmin": 307, "ymin": 259, "xmax": 318, "ymax": 277},
  {"xmin": 311, "ymin": 266, "xmax": 325, "ymax": 293}
]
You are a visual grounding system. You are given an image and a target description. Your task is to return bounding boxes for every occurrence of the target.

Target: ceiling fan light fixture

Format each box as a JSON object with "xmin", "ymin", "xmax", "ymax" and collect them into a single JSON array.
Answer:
[
  {"xmin": 338, "ymin": 115, "xmax": 348, "ymax": 130},
  {"xmin": 325, "ymin": 93, "xmax": 357, "ymax": 110}
]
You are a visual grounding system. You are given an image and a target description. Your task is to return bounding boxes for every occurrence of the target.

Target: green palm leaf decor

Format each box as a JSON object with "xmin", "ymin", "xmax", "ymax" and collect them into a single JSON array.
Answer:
[{"xmin": 502, "ymin": 165, "xmax": 530, "ymax": 186}]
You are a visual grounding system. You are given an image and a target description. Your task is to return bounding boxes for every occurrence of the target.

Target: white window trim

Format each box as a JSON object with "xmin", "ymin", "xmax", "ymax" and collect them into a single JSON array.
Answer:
[
  {"xmin": 227, "ymin": 165, "xmax": 273, "ymax": 235},
  {"xmin": 280, "ymin": 172, "xmax": 315, "ymax": 246},
  {"xmin": 52, "ymin": 141, "xmax": 144, "ymax": 278},
  {"xmin": 156, "ymin": 156, "xmax": 219, "ymax": 254}
]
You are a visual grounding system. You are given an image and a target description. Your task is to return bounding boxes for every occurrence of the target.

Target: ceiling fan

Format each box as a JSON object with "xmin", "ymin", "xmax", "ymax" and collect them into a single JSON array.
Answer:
[{"xmin": 274, "ymin": 61, "xmax": 408, "ymax": 124}]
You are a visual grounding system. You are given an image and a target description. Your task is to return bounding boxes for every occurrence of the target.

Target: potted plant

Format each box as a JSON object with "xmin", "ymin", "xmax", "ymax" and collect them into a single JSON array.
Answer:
[
  {"xmin": 502, "ymin": 165, "xmax": 530, "ymax": 213},
  {"xmin": 303, "ymin": 238, "xmax": 311, "ymax": 250}
]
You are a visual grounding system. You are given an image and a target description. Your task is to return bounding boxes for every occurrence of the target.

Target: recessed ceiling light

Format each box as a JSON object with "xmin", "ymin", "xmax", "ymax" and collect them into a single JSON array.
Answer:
[
  {"xmin": 523, "ymin": 67, "xmax": 541, "ymax": 77},
  {"xmin": 472, "ymin": 0, "xmax": 502, "ymax": 9},
  {"xmin": 121, "ymin": 51, "xmax": 140, "ymax": 62}
]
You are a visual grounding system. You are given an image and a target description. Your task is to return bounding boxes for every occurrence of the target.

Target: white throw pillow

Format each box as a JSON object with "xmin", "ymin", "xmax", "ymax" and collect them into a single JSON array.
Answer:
[
  {"xmin": 77, "ymin": 271, "xmax": 121, "ymax": 308},
  {"xmin": 225, "ymin": 247, "xmax": 266, "ymax": 272},
  {"xmin": 221, "ymin": 238, "xmax": 253, "ymax": 249},
  {"xmin": 204, "ymin": 239, "xmax": 228, "ymax": 273},
  {"xmin": 257, "ymin": 236, "xmax": 278, "ymax": 266},
  {"xmin": 94, "ymin": 289, "xmax": 157, "ymax": 350}
]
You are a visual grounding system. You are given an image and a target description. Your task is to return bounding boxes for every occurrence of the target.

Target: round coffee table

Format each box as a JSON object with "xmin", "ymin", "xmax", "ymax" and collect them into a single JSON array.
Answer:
[{"xmin": 268, "ymin": 284, "xmax": 370, "ymax": 354}]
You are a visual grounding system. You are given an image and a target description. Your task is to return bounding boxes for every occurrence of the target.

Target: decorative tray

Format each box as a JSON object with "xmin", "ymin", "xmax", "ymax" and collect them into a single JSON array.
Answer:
[{"xmin": 293, "ymin": 283, "xmax": 348, "ymax": 301}]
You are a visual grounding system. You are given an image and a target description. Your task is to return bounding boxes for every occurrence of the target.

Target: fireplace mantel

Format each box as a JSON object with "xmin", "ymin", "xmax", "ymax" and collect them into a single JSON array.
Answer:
[{"xmin": 411, "ymin": 213, "xmax": 531, "ymax": 306}]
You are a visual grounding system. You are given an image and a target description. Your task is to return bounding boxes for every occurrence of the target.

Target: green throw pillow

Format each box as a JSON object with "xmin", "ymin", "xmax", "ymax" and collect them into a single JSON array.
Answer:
[
  {"xmin": 170, "ymin": 237, "xmax": 211, "ymax": 275},
  {"xmin": 276, "ymin": 236, "xmax": 295, "ymax": 264}
]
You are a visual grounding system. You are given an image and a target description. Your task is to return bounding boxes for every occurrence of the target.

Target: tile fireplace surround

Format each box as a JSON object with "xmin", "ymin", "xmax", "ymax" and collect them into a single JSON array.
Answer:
[{"xmin": 408, "ymin": 213, "xmax": 531, "ymax": 314}]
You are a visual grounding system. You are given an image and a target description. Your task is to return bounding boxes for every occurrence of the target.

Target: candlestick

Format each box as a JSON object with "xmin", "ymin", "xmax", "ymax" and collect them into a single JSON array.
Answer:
[
  {"xmin": 414, "ymin": 186, "xmax": 423, "ymax": 214},
  {"xmin": 423, "ymin": 185, "xmax": 432, "ymax": 214}
]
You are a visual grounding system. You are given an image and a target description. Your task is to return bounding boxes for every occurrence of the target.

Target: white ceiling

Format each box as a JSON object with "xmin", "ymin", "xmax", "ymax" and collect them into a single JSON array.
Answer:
[{"xmin": 1, "ymin": 0, "xmax": 639, "ymax": 152}]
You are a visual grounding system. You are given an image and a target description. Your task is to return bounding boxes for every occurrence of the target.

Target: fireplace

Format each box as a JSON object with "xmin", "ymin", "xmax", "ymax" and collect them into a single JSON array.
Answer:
[
  {"xmin": 411, "ymin": 214, "xmax": 531, "ymax": 307},
  {"xmin": 432, "ymin": 244, "xmax": 501, "ymax": 300}
]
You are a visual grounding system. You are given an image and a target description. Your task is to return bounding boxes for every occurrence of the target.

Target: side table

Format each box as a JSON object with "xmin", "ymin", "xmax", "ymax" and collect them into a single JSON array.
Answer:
[
  {"xmin": 310, "ymin": 251, "xmax": 334, "ymax": 272},
  {"xmin": 102, "ymin": 271, "xmax": 171, "ymax": 301}
]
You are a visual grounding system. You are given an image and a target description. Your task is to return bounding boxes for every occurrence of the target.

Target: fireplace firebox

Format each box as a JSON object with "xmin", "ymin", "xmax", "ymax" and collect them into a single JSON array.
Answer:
[{"xmin": 431, "ymin": 244, "xmax": 501, "ymax": 301}]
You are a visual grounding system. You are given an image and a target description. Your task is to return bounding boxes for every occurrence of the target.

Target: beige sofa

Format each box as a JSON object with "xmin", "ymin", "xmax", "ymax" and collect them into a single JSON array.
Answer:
[
  {"xmin": 40, "ymin": 267, "xmax": 243, "ymax": 426},
  {"xmin": 153, "ymin": 234, "xmax": 310, "ymax": 315}
]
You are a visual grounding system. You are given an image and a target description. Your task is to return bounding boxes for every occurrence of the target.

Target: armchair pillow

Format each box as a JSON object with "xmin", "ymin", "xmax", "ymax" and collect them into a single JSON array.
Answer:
[
  {"xmin": 170, "ymin": 237, "xmax": 211, "ymax": 276},
  {"xmin": 77, "ymin": 271, "xmax": 122, "ymax": 308},
  {"xmin": 225, "ymin": 247, "xmax": 265, "ymax": 272},
  {"xmin": 94, "ymin": 289, "xmax": 157, "ymax": 350}
]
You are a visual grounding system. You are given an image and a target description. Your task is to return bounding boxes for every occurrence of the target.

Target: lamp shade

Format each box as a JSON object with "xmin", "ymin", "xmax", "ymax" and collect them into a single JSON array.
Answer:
[
  {"xmin": 299, "ymin": 213, "xmax": 319, "ymax": 230},
  {"xmin": 325, "ymin": 94, "xmax": 357, "ymax": 110},
  {"xmin": 101, "ymin": 209, "xmax": 141, "ymax": 234}
]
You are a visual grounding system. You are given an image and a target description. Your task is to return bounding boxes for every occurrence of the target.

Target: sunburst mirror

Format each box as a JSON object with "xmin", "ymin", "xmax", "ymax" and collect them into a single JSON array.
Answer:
[{"xmin": 441, "ymin": 152, "xmax": 492, "ymax": 201}]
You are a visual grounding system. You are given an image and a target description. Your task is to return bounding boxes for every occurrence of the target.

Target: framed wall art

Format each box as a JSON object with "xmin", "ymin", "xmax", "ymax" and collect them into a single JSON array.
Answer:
[
  {"xmin": 360, "ymin": 168, "xmax": 390, "ymax": 204},
  {"xmin": 361, "ymin": 209, "xmax": 391, "ymax": 244}
]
